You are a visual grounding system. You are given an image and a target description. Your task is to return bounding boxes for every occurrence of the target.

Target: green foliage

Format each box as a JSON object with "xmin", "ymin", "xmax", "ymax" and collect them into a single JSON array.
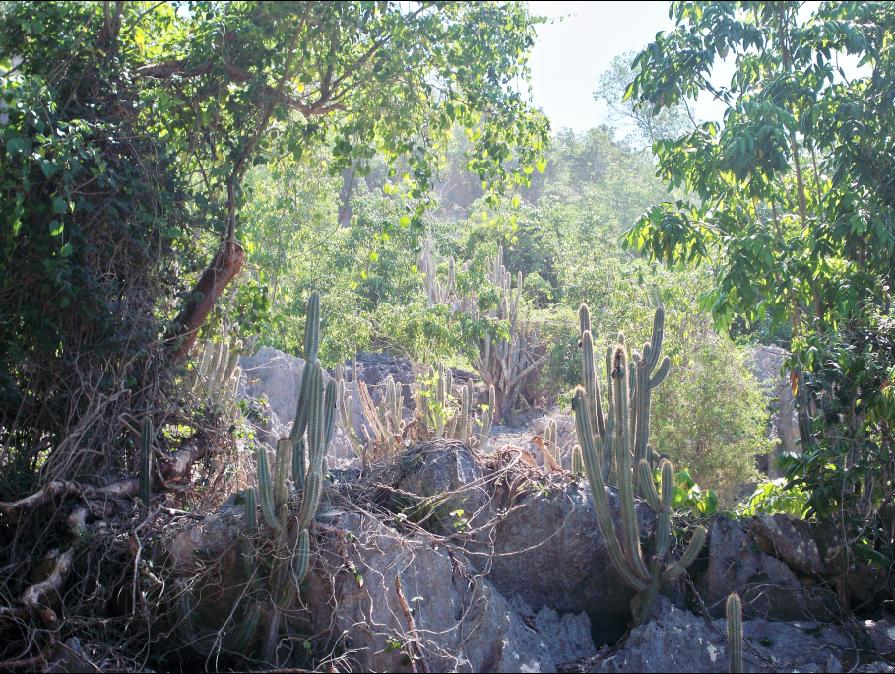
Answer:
[
  {"xmin": 0, "ymin": 0, "xmax": 547, "ymax": 490},
  {"xmin": 737, "ymin": 478, "xmax": 809, "ymax": 519},
  {"xmin": 626, "ymin": 1, "xmax": 895, "ymax": 553},
  {"xmin": 668, "ymin": 468, "xmax": 718, "ymax": 517}
]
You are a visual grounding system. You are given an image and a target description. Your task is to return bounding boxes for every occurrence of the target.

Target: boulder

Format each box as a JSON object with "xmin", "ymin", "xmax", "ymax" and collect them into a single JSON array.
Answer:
[
  {"xmin": 304, "ymin": 510, "xmax": 598, "ymax": 672},
  {"xmin": 239, "ymin": 346, "xmax": 304, "ymax": 427},
  {"xmin": 390, "ymin": 440, "xmax": 490, "ymax": 533},
  {"xmin": 697, "ymin": 516, "xmax": 839, "ymax": 622},
  {"xmin": 749, "ymin": 513, "xmax": 825, "ymax": 576},
  {"xmin": 586, "ymin": 597, "xmax": 870, "ymax": 673},
  {"xmin": 471, "ymin": 472, "xmax": 655, "ymax": 645}
]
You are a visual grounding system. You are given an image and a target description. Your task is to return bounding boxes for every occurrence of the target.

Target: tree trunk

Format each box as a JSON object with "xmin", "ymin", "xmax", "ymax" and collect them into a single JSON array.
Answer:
[{"xmin": 169, "ymin": 241, "xmax": 244, "ymax": 363}]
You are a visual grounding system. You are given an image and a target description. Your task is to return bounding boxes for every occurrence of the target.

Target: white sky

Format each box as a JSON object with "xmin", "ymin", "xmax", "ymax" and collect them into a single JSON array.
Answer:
[
  {"xmin": 528, "ymin": 1, "xmax": 679, "ymax": 132},
  {"xmin": 526, "ymin": 1, "xmax": 861, "ymax": 133}
]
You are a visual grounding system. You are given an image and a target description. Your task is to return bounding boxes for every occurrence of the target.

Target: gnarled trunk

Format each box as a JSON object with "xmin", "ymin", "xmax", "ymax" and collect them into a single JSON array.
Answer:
[{"xmin": 169, "ymin": 241, "xmax": 244, "ymax": 364}]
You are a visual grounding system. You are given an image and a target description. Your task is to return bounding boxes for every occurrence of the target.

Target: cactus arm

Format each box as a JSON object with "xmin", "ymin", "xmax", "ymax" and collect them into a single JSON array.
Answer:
[
  {"xmin": 323, "ymin": 377, "xmax": 336, "ymax": 450},
  {"xmin": 292, "ymin": 527, "xmax": 310, "ymax": 586},
  {"xmin": 650, "ymin": 356, "xmax": 671, "ymax": 388},
  {"xmin": 256, "ymin": 445, "xmax": 279, "ymax": 530},
  {"xmin": 298, "ymin": 470, "xmax": 321, "ymax": 531},
  {"xmin": 243, "ymin": 487, "xmax": 257, "ymax": 533},
  {"xmin": 303, "ymin": 292, "xmax": 320, "ymax": 363},
  {"xmin": 638, "ymin": 460, "xmax": 661, "ymax": 512},
  {"xmin": 661, "ymin": 525, "xmax": 707, "ymax": 582}
]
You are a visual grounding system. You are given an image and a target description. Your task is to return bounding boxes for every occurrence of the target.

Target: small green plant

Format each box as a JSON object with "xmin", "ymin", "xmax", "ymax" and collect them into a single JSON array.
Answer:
[
  {"xmin": 669, "ymin": 468, "xmax": 718, "ymax": 516},
  {"xmin": 737, "ymin": 478, "xmax": 808, "ymax": 518}
]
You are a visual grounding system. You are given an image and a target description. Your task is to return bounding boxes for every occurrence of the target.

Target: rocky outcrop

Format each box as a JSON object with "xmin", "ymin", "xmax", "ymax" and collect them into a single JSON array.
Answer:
[
  {"xmin": 239, "ymin": 346, "xmax": 305, "ymax": 428},
  {"xmin": 304, "ymin": 510, "xmax": 597, "ymax": 672},
  {"xmin": 378, "ymin": 440, "xmax": 655, "ymax": 644},
  {"xmin": 473, "ymin": 473, "xmax": 654, "ymax": 645},
  {"xmin": 583, "ymin": 597, "xmax": 892, "ymax": 673},
  {"xmin": 696, "ymin": 516, "xmax": 840, "ymax": 622}
]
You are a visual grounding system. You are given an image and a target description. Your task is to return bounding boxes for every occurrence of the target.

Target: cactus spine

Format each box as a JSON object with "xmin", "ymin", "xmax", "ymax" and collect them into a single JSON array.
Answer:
[
  {"xmin": 727, "ymin": 593, "xmax": 743, "ymax": 674},
  {"xmin": 140, "ymin": 417, "xmax": 152, "ymax": 508},
  {"xmin": 572, "ymin": 306, "xmax": 706, "ymax": 626}
]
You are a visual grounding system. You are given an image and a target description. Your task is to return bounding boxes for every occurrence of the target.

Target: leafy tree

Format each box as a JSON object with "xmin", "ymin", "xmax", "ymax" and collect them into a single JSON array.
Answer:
[
  {"xmin": 0, "ymin": 0, "xmax": 548, "ymax": 480},
  {"xmin": 133, "ymin": 1, "xmax": 549, "ymax": 360},
  {"xmin": 594, "ymin": 51, "xmax": 693, "ymax": 150},
  {"xmin": 625, "ymin": 1, "xmax": 895, "ymax": 546}
]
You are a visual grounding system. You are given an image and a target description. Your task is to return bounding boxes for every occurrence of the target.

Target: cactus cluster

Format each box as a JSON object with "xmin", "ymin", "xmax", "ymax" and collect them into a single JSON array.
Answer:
[
  {"xmin": 237, "ymin": 293, "xmax": 335, "ymax": 662},
  {"xmin": 578, "ymin": 303, "xmax": 669, "ymax": 484},
  {"xmin": 541, "ymin": 418, "xmax": 559, "ymax": 469},
  {"xmin": 184, "ymin": 337, "xmax": 243, "ymax": 417},
  {"xmin": 419, "ymin": 237, "xmax": 544, "ymax": 423},
  {"xmin": 572, "ymin": 305, "xmax": 706, "ymax": 625},
  {"xmin": 472, "ymin": 246, "xmax": 545, "ymax": 422},
  {"xmin": 414, "ymin": 363, "xmax": 494, "ymax": 447},
  {"xmin": 727, "ymin": 592, "xmax": 743, "ymax": 673}
]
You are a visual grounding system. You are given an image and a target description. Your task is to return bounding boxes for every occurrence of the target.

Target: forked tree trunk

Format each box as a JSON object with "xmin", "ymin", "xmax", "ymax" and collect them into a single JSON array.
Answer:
[{"xmin": 169, "ymin": 241, "xmax": 244, "ymax": 363}]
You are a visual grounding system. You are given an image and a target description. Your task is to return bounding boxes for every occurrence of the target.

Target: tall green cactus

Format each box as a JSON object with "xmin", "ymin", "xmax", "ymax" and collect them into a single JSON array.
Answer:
[
  {"xmin": 579, "ymin": 304, "xmax": 670, "ymax": 487},
  {"xmin": 572, "ymin": 306, "xmax": 706, "ymax": 626},
  {"xmin": 248, "ymin": 292, "xmax": 333, "ymax": 663},
  {"xmin": 727, "ymin": 593, "xmax": 743, "ymax": 674}
]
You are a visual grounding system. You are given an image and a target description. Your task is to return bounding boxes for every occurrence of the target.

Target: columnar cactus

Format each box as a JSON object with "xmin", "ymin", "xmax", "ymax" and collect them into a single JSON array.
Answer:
[
  {"xmin": 472, "ymin": 246, "xmax": 545, "ymax": 422},
  {"xmin": 420, "ymin": 238, "xmax": 544, "ymax": 423},
  {"xmin": 365, "ymin": 375, "xmax": 405, "ymax": 457},
  {"xmin": 254, "ymin": 292, "xmax": 334, "ymax": 662},
  {"xmin": 578, "ymin": 303, "xmax": 669, "ymax": 488},
  {"xmin": 477, "ymin": 384, "xmax": 495, "ymax": 449},
  {"xmin": 572, "ymin": 307, "xmax": 706, "ymax": 625},
  {"xmin": 571, "ymin": 444, "xmax": 584, "ymax": 474},
  {"xmin": 184, "ymin": 337, "xmax": 242, "ymax": 417},
  {"xmin": 334, "ymin": 368, "xmax": 367, "ymax": 463},
  {"xmin": 727, "ymin": 593, "xmax": 743, "ymax": 673},
  {"xmin": 414, "ymin": 365, "xmax": 491, "ymax": 448},
  {"xmin": 446, "ymin": 381, "xmax": 473, "ymax": 442}
]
